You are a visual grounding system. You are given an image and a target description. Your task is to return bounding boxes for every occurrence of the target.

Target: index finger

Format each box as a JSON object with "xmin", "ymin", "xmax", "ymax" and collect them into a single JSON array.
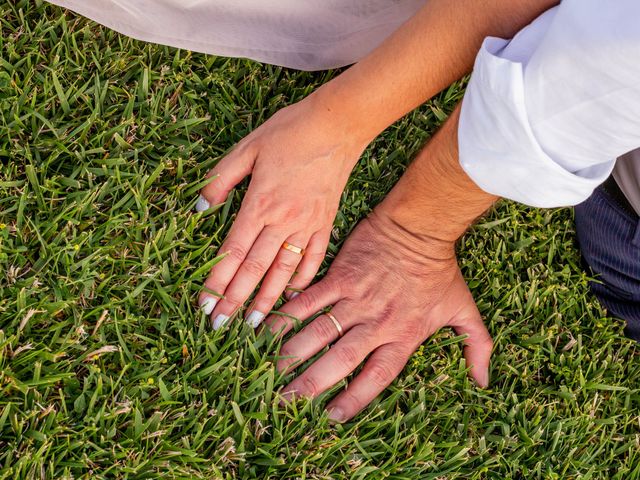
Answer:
[
  {"xmin": 197, "ymin": 144, "xmax": 256, "ymax": 210},
  {"xmin": 263, "ymin": 276, "xmax": 342, "ymax": 337}
]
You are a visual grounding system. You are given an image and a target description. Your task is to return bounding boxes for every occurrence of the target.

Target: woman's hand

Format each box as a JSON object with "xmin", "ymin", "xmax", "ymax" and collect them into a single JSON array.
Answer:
[
  {"xmin": 264, "ymin": 211, "xmax": 493, "ymax": 422},
  {"xmin": 194, "ymin": 0, "xmax": 556, "ymax": 331},
  {"xmin": 197, "ymin": 92, "xmax": 371, "ymax": 330}
]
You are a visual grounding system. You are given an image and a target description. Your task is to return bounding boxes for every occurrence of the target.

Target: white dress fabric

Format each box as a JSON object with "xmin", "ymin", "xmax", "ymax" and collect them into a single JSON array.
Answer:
[
  {"xmin": 458, "ymin": 0, "xmax": 640, "ymax": 209},
  {"xmin": 46, "ymin": 0, "xmax": 425, "ymax": 71},
  {"xmin": 49, "ymin": 0, "xmax": 640, "ymax": 211}
]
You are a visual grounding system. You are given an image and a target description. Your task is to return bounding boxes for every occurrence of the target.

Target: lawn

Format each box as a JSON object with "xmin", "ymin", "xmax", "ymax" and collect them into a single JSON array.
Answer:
[{"xmin": 1, "ymin": 1, "xmax": 639, "ymax": 479}]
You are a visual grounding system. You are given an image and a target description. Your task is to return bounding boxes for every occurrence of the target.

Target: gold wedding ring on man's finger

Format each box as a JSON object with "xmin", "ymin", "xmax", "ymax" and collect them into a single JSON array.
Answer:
[{"xmin": 325, "ymin": 311, "xmax": 343, "ymax": 337}]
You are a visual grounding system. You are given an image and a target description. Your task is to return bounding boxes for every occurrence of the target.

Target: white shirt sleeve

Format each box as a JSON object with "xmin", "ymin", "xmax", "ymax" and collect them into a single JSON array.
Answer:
[{"xmin": 458, "ymin": 0, "xmax": 640, "ymax": 208}]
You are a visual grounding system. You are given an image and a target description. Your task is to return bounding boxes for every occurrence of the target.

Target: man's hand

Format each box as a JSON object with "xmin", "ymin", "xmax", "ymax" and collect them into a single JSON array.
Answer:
[
  {"xmin": 265, "ymin": 212, "xmax": 493, "ymax": 422},
  {"xmin": 264, "ymin": 105, "xmax": 500, "ymax": 422}
]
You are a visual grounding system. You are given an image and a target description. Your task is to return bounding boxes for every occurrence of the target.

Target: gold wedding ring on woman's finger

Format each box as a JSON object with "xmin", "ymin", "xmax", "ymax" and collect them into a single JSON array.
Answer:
[{"xmin": 281, "ymin": 241, "xmax": 305, "ymax": 255}]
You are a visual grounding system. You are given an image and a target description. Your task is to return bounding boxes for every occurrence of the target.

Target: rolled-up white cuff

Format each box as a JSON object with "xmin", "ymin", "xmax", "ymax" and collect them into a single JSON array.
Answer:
[{"xmin": 458, "ymin": 37, "xmax": 613, "ymax": 208}]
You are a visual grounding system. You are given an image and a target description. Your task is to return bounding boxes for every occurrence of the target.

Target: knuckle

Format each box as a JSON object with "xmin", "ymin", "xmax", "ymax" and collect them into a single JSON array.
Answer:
[
  {"xmin": 341, "ymin": 389, "xmax": 363, "ymax": 411},
  {"xmin": 397, "ymin": 332, "xmax": 427, "ymax": 353},
  {"xmin": 213, "ymin": 174, "xmax": 229, "ymax": 193},
  {"xmin": 233, "ymin": 139, "xmax": 255, "ymax": 156},
  {"xmin": 308, "ymin": 317, "xmax": 337, "ymax": 342},
  {"xmin": 242, "ymin": 258, "xmax": 267, "ymax": 277},
  {"xmin": 274, "ymin": 256, "xmax": 298, "ymax": 272},
  {"xmin": 480, "ymin": 334, "xmax": 494, "ymax": 350},
  {"xmin": 224, "ymin": 242, "xmax": 248, "ymax": 263},
  {"xmin": 399, "ymin": 323, "xmax": 424, "ymax": 341},
  {"xmin": 221, "ymin": 295, "xmax": 242, "ymax": 309},
  {"xmin": 392, "ymin": 317, "xmax": 429, "ymax": 344},
  {"xmin": 301, "ymin": 376, "xmax": 320, "ymax": 397},
  {"xmin": 334, "ymin": 263, "xmax": 361, "ymax": 287},
  {"xmin": 366, "ymin": 362, "xmax": 396, "ymax": 388},
  {"xmin": 297, "ymin": 290, "xmax": 318, "ymax": 311},
  {"xmin": 283, "ymin": 205, "xmax": 303, "ymax": 222},
  {"xmin": 279, "ymin": 345, "xmax": 292, "ymax": 358},
  {"xmin": 247, "ymin": 193, "xmax": 270, "ymax": 212},
  {"xmin": 277, "ymin": 347, "xmax": 298, "ymax": 368},
  {"xmin": 278, "ymin": 345, "xmax": 293, "ymax": 361},
  {"xmin": 305, "ymin": 251, "xmax": 325, "ymax": 263},
  {"xmin": 321, "ymin": 274, "xmax": 344, "ymax": 298},
  {"xmin": 332, "ymin": 344, "xmax": 359, "ymax": 366}
]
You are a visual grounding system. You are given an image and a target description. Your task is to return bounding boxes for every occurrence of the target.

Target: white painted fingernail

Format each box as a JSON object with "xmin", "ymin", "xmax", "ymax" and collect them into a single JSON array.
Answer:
[
  {"xmin": 212, "ymin": 314, "xmax": 230, "ymax": 330},
  {"xmin": 246, "ymin": 310, "xmax": 266, "ymax": 328},
  {"xmin": 290, "ymin": 292, "xmax": 300, "ymax": 299},
  {"xmin": 199, "ymin": 296, "xmax": 217, "ymax": 315},
  {"xmin": 195, "ymin": 195, "xmax": 210, "ymax": 212}
]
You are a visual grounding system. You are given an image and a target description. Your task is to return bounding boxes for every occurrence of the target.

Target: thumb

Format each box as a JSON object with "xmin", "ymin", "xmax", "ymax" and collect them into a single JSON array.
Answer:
[
  {"xmin": 196, "ymin": 145, "xmax": 256, "ymax": 210},
  {"xmin": 451, "ymin": 308, "xmax": 493, "ymax": 388}
]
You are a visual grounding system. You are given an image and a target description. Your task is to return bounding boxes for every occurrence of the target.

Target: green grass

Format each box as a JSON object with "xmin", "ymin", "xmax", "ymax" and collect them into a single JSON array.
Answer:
[{"xmin": 1, "ymin": 1, "xmax": 639, "ymax": 479}]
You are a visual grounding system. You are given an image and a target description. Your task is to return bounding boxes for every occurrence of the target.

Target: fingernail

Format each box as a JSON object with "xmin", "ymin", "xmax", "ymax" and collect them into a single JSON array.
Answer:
[
  {"xmin": 289, "ymin": 292, "xmax": 300, "ymax": 299},
  {"xmin": 327, "ymin": 407, "xmax": 346, "ymax": 423},
  {"xmin": 246, "ymin": 310, "xmax": 266, "ymax": 328},
  {"xmin": 475, "ymin": 369, "xmax": 489, "ymax": 389},
  {"xmin": 199, "ymin": 296, "xmax": 217, "ymax": 315},
  {"xmin": 195, "ymin": 195, "xmax": 210, "ymax": 212},
  {"xmin": 212, "ymin": 314, "xmax": 230, "ymax": 330}
]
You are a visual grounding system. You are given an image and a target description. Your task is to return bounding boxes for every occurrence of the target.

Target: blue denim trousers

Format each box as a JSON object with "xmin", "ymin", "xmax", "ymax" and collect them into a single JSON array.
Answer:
[{"xmin": 574, "ymin": 183, "xmax": 640, "ymax": 341}]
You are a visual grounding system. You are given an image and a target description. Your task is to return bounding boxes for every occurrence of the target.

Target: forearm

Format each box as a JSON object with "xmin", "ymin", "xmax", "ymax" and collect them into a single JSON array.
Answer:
[
  {"xmin": 374, "ymin": 104, "xmax": 497, "ymax": 245},
  {"xmin": 313, "ymin": 0, "xmax": 558, "ymax": 145}
]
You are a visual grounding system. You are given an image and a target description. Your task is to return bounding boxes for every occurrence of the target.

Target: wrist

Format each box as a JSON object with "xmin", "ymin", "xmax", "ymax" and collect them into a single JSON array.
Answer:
[
  {"xmin": 308, "ymin": 79, "xmax": 382, "ymax": 149},
  {"xmin": 367, "ymin": 208, "xmax": 456, "ymax": 263},
  {"xmin": 374, "ymin": 197, "xmax": 471, "ymax": 245},
  {"xmin": 373, "ymin": 105, "xmax": 497, "ymax": 244}
]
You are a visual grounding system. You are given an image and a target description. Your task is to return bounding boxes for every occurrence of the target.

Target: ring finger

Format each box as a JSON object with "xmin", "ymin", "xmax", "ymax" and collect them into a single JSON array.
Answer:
[
  {"xmin": 245, "ymin": 234, "xmax": 309, "ymax": 328},
  {"xmin": 285, "ymin": 229, "xmax": 331, "ymax": 299},
  {"xmin": 276, "ymin": 302, "xmax": 359, "ymax": 374}
]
